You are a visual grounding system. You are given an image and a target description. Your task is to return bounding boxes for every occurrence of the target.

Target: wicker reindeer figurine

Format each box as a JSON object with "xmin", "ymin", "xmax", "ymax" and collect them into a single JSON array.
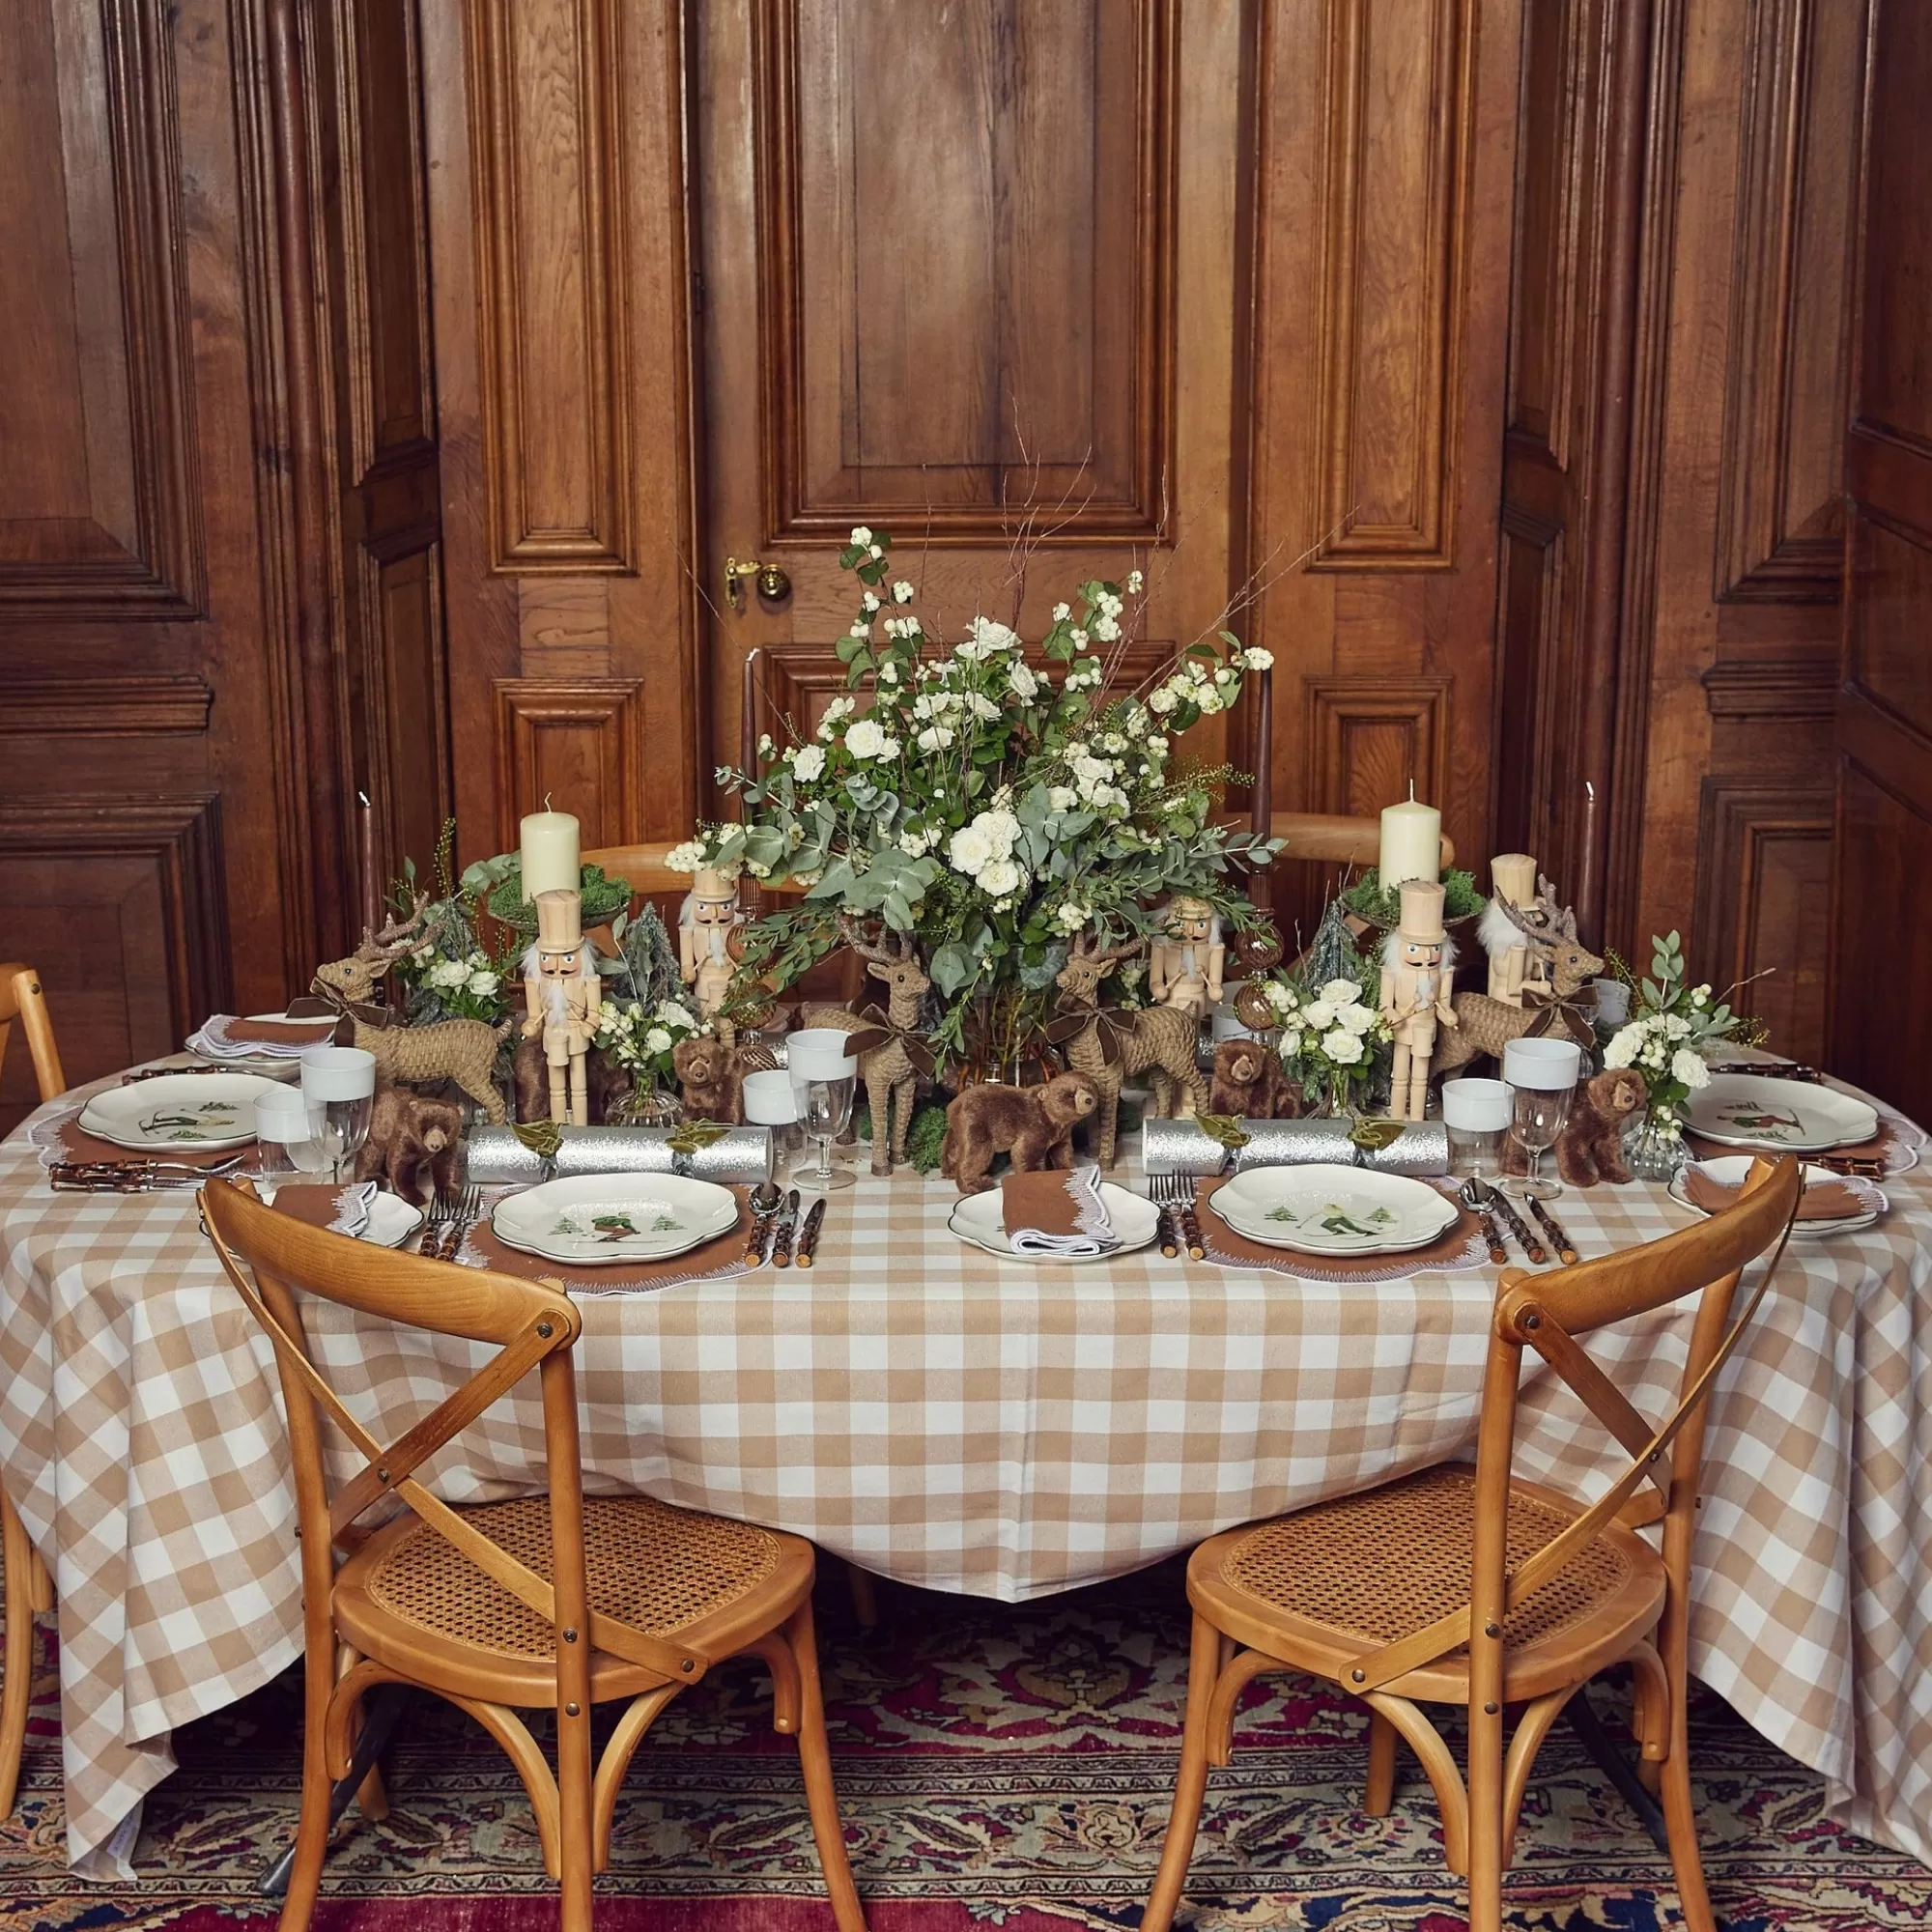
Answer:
[
  {"xmin": 1434, "ymin": 883, "xmax": 1605, "ymax": 1078},
  {"xmin": 801, "ymin": 919, "xmax": 933, "ymax": 1174},
  {"xmin": 1052, "ymin": 932, "xmax": 1208, "ymax": 1169},
  {"xmin": 312, "ymin": 899, "xmax": 510, "ymax": 1122}
]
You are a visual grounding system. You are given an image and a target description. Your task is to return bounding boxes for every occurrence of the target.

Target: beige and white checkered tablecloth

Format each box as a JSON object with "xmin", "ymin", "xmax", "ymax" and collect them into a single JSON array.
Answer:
[{"xmin": 2, "ymin": 1076, "xmax": 1929, "ymax": 1878}]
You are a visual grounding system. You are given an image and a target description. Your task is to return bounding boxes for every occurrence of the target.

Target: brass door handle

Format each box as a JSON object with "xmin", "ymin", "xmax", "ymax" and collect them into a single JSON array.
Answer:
[{"xmin": 724, "ymin": 555, "xmax": 791, "ymax": 610}]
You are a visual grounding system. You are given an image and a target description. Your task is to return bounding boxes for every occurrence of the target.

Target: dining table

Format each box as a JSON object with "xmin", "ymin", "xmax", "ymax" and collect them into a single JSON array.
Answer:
[{"xmin": 2, "ymin": 1064, "xmax": 1928, "ymax": 1881}]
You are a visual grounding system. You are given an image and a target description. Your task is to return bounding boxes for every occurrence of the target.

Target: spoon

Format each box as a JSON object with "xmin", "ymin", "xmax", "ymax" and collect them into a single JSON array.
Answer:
[
  {"xmin": 1464, "ymin": 1175, "xmax": 1547, "ymax": 1264},
  {"xmin": 1459, "ymin": 1177, "xmax": 1508, "ymax": 1265}
]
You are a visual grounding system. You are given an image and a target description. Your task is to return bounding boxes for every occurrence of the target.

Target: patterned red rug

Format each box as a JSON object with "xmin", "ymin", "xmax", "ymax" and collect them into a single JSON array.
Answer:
[{"xmin": 4, "ymin": 1562, "xmax": 1927, "ymax": 1930}]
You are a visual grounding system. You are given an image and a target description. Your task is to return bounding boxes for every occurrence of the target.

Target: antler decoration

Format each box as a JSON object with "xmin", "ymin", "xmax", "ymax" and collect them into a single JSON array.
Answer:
[
  {"xmin": 357, "ymin": 892, "xmax": 432, "ymax": 963},
  {"xmin": 1497, "ymin": 876, "xmax": 1577, "ymax": 949}
]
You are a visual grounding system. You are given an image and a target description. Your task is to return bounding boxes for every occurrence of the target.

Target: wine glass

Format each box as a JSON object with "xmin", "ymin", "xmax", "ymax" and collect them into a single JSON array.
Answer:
[
  {"xmin": 300, "ymin": 1046, "xmax": 377, "ymax": 1184},
  {"xmin": 1502, "ymin": 1037, "xmax": 1582, "ymax": 1199},
  {"xmin": 801, "ymin": 1074, "xmax": 857, "ymax": 1193},
  {"xmin": 785, "ymin": 1029, "xmax": 861, "ymax": 1165}
]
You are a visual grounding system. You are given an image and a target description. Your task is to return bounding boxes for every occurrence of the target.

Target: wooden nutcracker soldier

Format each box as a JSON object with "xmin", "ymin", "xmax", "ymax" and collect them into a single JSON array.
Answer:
[
  {"xmin": 1149, "ymin": 895, "xmax": 1224, "ymax": 1022},
  {"xmin": 1480, "ymin": 853, "xmax": 1549, "ymax": 1007},
  {"xmin": 1379, "ymin": 879, "xmax": 1459, "ymax": 1122},
  {"xmin": 522, "ymin": 889, "xmax": 601, "ymax": 1127},
  {"xmin": 679, "ymin": 867, "xmax": 745, "ymax": 1029}
]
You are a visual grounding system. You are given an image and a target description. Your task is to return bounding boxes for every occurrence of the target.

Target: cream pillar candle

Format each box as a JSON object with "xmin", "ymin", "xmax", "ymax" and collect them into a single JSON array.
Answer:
[
  {"xmin": 1378, "ymin": 786, "xmax": 1441, "ymax": 889},
  {"xmin": 519, "ymin": 806, "xmax": 580, "ymax": 899}
]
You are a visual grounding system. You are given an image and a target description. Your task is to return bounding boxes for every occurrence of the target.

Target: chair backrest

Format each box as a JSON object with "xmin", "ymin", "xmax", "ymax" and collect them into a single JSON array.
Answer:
[
  {"xmin": 0, "ymin": 963, "xmax": 67, "ymax": 1102},
  {"xmin": 1347, "ymin": 1154, "xmax": 1802, "ymax": 1690},
  {"xmin": 199, "ymin": 1179, "xmax": 710, "ymax": 1688}
]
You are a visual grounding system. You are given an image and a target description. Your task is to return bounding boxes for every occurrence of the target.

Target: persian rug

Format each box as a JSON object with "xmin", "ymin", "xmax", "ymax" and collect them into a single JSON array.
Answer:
[{"xmin": 3, "ymin": 1562, "xmax": 1926, "ymax": 1930}]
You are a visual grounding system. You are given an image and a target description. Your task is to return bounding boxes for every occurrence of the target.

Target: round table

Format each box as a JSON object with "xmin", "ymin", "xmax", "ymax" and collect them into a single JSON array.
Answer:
[{"xmin": 3, "ymin": 1072, "xmax": 1929, "ymax": 1876}]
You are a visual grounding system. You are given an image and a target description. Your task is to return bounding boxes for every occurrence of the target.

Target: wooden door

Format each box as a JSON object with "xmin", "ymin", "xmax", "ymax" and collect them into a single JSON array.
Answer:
[
  {"xmin": 1832, "ymin": 0, "xmax": 1932, "ymax": 1118},
  {"xmin": 691, "ymin": 0, "xmax": 1245, "ymax": 795}
]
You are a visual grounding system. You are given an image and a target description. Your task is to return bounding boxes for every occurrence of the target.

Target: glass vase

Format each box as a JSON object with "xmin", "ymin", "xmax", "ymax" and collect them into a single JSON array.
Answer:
[
  {"xmin": 607, "ymin": 1078, "xmax": 683, "ymax": 1128},
  {"xmin": 1624, "ymin": 1105, "xmax": 1690, "ymax": 1183}
]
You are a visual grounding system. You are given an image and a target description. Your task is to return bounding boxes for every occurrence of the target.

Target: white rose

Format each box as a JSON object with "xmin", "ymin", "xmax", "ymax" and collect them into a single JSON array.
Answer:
[
  {"xmin": 978, "ymin": 857, "xmax": 1022, "ymax": 898},
  {"xmin": 844, "ymin": 719, "xmax": 890, "ymax": 759},
  {"xmin": 1336, "ymin": 1002, "xmax": 1378, "ymax": 1035},
  {"xmin": 1047, "ymin": 785, "xmax": 1078, "ymax": 811},
  {"xmin": 1262, "ymin": 981, "xmax": 1295, "ymax": 1014},
  {"xmin": 1009, "ymin": 662, "xmax": 1039, "ymax": 700},
  {"xmin": 791, "ymin": 744, "xmax": 826, "ymax": 781},
  {"xmin": 1321, "ymin": 1028, "xmax": 1364, "ymax": 1065},
  {"xmin": 643, "ymin": 1027, "xmax": 673, "ymax": 1055},
  {"xmin": 949, "ymin": 825, "xmax": 993, "ymax": 875},
  {"xmin": 1320, "ymin": 979, "xmax": 1361, "ymax": 1007},
  {"xmin": 1672, "ymin": 1049, "xmax": 1708, "ymax": 1090},
  {"xmin": 1663, "ymin": 1013, "xmax": 1691, "ymax": 1039},
  {"xmin": 1302, "ymin": 1001, "xmax": 1335, "ymax": 1030},
  {"xmin": 916, "ymin": 725, "xmax": 954, "ymax": 753},
  {"xmin": 1603, "ymin": 1026, "xmax": 1639, "ymax": 1068},
  {"xmin": 656, "ymin": 1000, "xmax": 696, "ymax": 1030},
  {"xmin": 466, "ymin": 970, "xmax": 499, "ymax": 997},
  {"xmin": 429, "ymin": 957, "xmax": 469, "ymax": 989},
  {"xmin": 1280, "ymin": 1028, "xmax": 1303, "ymax": 1057},
  {"xmin": 975, "ymin": 809, "xmax": 1020, "ymax": 857},
  {"xmin": 967, "ymin": 693, "xmax": 1002, "ymax": 722},
  {"xmin": 850, "ymin": 525, "xmax": 873, "ymax": 546}
]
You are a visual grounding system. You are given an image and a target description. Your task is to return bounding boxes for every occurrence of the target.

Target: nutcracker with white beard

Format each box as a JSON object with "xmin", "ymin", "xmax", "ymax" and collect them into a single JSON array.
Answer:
[
  {"xmin": 1149, "ymin": 895, "xmax": 1224, "ymax": 1022},
  {"xmin": 680, "ymin": 867, "xmax": 745, "ymax": 1031},
  {"xmin": 522, "ymin": 889, "xmax": 601, "ymax": 1127},
  {"xmin": 1378, "ymin": 879, "xmax": 1458, "ymax": 1121}
]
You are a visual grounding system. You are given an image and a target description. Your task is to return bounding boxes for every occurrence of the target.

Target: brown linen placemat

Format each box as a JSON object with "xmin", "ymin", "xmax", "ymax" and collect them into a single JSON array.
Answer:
[
  {"xmin": 453, "ymin": 1187, "xmax": 760, "ymax": 1296},
  {"xmin": 1194, "ymin": 1176, "xmax": 1490, "ymax": 1284},
  {"xmin": 1681, "ymin": 1167, "xmax": 1871, "ymax": 1221},
  {"xmin": 1684, "ymin": 1120, "xmax": 1913, "ymax": 1173},
  {"xmin": 32, "ymin": 1104, "xmax": 245, "ymax": 1173}
]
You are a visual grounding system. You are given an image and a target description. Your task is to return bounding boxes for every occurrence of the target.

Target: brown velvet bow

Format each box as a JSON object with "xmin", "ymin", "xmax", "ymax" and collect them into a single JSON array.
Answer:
[
  {"xmin": 307, "ymin": 977, "xmax": 400, "ymax": 1032},
  {"xmin": 1519, "ymin": 983, "xmax": 1598, "ymax": 1051},
  {"xmin": 843, "ymin": 1004, "xmax": 938, "ymax": 1077},
  {"xmin": 1042, "ymin": 997, "xmax": 1137, "ymax": 1066}
]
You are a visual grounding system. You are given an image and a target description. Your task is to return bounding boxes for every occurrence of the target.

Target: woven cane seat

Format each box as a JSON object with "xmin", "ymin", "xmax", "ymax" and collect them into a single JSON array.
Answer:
[
  {"xmin": 1191, "ymin": 1464, "xmax": 1665, "ymax": 1699},
  {"xmin": 333, "ymin": 1492, "xmax": 801, "ymax": 1705}
]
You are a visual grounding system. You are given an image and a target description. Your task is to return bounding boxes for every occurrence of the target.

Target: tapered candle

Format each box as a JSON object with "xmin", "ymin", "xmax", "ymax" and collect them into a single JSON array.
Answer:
[
  {"xmin": 1378, "ymin": 785, "xmax": 1441, "ymax": 890},
  {"xmin": 519, "ymin": 805, "xmax": 580, "ymax": 899}
]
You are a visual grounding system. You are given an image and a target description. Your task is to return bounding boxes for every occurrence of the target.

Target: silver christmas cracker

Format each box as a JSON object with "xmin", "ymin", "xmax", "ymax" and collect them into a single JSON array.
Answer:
[
  {"xmin": 1140, "ymin": 1116, "xmax": 1449, "ymax": 1178},
  {"xmin": 465, "ymin": 1124, "xmax": 773, "ymax": 1186}
]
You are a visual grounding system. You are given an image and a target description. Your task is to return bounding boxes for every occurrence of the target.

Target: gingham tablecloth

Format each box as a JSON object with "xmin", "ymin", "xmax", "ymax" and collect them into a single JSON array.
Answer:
[{"xmin": 3, "ymin": 1081, "xmax": 1929, "ymax": 1877}]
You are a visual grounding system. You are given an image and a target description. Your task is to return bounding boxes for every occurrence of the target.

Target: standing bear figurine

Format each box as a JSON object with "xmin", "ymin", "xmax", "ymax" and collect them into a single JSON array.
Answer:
[
  {"xmin": 1378, "ymin": 879, "xmax": 1458, "ymax": 1122},
  {"xmin": 522, "ymin": 890, "xmax": 601, "ymax": 1127}
]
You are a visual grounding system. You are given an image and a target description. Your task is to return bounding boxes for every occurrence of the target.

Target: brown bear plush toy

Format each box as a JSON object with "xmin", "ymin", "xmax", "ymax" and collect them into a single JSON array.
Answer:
[
  {"xmin": 354, "ymin": 1087, "xmax": 464, "ymax": 1207},
  {"xmin": 940, "ymin": 1071, "xmax": 1099, "ymax": 1194},
  {"xmin": 1209, "ymin": 1038, "xmax": 1303, "ymax": 1120},
  {"xmin": 671, "ymin": 1035, "xmax": 744, "ymax": 1123},
  {"xmin": 1553, "ymin": 1067, "xmax": 1647, "ymax": 1186}
]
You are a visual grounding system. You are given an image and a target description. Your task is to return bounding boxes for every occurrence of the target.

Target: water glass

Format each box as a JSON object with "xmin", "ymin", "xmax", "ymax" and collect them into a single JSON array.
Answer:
[
  {"xmin": 254, "ymin": 1091, "xmax": 329, "ymax": 1201},
  {"xmin": 1502, "ymin": 1037, "xmax": 1582, "ymax": 1199},
  {"xmin": 785, "ymin": 1029, "xmax": 859, "ymax": 1160},
  {"xmin": 1441, "ymin": 1077, "xmax": 1509, "ymax": 1179},
  {"xmin": 742, "ymin": 1068, "xmax": 806, "ymax": 1183},
  {"xmin": 300, "ymin": 1046, "xmax": 376, "ymax": 1184},
  {"xmin": 802, "ymin": 1075, "xmax": 857, "ymax": 1193}
]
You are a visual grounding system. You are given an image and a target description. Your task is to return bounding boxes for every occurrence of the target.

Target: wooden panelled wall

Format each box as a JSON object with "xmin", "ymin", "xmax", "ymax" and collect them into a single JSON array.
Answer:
[{"xmin": 1, "ymin": 1, "xmax": 1895, "ymax": 1123}]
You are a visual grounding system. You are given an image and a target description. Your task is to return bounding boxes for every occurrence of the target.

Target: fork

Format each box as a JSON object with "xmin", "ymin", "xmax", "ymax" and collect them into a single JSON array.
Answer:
[
  {"xmin": 436, "ymin": 1183, "xmax": 482, "ymax": 1262},
  {"xmin": 420, "ymin": 1187, "xmax": 460, "ymax": 1256},
  {"xmin": 1149, "ymin": 1172, "xmax": 1206, "ymax": 1260}
]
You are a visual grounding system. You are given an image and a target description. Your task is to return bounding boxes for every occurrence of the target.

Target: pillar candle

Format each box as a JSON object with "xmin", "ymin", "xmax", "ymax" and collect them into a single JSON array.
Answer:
[
  {"xmin": 519, "ymin": 808, "xmax": 580, "ymax": 899},
  {"xmin": 1378, "ymin": 790, "xmax": 1441, "ymax": 889}
]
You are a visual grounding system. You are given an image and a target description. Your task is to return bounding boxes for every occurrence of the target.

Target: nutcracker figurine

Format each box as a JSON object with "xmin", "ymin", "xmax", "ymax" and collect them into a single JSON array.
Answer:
[
  {"xmin": 522, "ymin": 889, "xmax": 601, "ymax": 1127},
  {"xmin": 1378, "ymin": 879, "xmax": 1459, "ymax": 1122},
  {"xmin": 1480, "ymin": 852, "xmax": 1548, "ymax": 1007},
  {"xmin": 1149, "ymin": 895, "xmax": 1224, "ymax": 1022},
  {"xmin": 680, "ymin": 867, "xmax": 745, "ymax": 1028}
]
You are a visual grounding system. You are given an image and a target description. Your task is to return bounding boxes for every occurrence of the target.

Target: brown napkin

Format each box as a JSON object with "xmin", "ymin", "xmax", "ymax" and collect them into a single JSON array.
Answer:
[
  {"xmin": 1194, "ymin": 1177, "xmax": 1488, "ymax": 1283},
  {"xmin": 1001, "ymin": 1169, "xmax": 1117, "ymax": 1256},
  {"xmin": 213, "ymin": 1015, "xmax": 342, "ymax": 1049},
  {"xmin": 47, "ymin": 1117, "xmax": 243, "ymax": 1171},
  {"xmin": 458, "ymin": 1188, "xmax": 757, "ymax": 1296},
  {"xmin": 1682, "ymin": 1167, "xmax": 1862, "ymax": 1221},
  {"xmin": 268, "ymin": 1182, "xmax": 378, "ymax": 1235}
]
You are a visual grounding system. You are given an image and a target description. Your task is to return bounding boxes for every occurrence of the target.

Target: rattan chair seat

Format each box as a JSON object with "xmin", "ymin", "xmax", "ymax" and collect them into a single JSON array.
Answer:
[
  {"xmin": 335, "ymin": 1492, "xmax": 798, "ymax": 1704},
  {"xmin": 1193, "ymin": 1464, "xmax": 1665, "ymax": 1694}
]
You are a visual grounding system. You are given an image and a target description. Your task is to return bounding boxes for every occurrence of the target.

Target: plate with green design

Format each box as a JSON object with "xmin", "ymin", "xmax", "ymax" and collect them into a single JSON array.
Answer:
[
  {"xmin": 490, "ymin": 1173, "xmax": 739, "ymax": 1264},
  {"xmin": 1209, "ymin": 1163, "xmax": 1459, "ymax": 1256},
  {"xmin": 77, "ymin": 1072, "xmax": 287, "ymax": 1151}
]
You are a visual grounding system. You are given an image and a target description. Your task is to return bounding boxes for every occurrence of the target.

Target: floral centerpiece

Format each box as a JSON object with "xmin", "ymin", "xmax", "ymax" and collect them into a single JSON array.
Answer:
[
  {"xmin": 668, "ymin": 528, "xmax": 1280, "ymax": 1068},
  {"xmin": 386, "ymin": 824, "xmax": 516, "ymax": 1027},
  {"xmin": 1602, "ymin": 929, "xmax": 1749, "ymax": 1178},
  {"xmin": 1241, "ymin": 961, "xmax": 1394, "ymax": 1116}
]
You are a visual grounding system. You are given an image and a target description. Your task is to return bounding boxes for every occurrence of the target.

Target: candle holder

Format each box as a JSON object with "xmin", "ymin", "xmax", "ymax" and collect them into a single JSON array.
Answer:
[
  {"xmin": 487, "ymin": 861, "xmax": 632, "ymax": 937},
  {"xmin": 1340, "ymin": 867, "xmax": 1486, "ymax": 933}
]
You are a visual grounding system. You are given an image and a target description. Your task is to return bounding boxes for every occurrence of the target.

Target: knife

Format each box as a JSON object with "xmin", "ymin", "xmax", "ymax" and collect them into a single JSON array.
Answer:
[
  {"xmin": 1178, "ymin": 1192, "xmax": 1208, "ymax": 1262},
  {"xmin": 1527, "ymin": 1197, "xmax": 1578, "ymax": 1264},
  {"xmin": 1476, "ymin": 1207, "xmax": 1508, "ymax": 1266},
  {"xmin": 770, "ymin": 1187, "xmax": 802, "ymax": 1267},
  {"xmin": 1487, "ymin": 1189, "xmax": 1548, "ymax": 1265},
  {"xmin": 794, "ymin": 1196, "xmax": 828, "ymax": 1268},
  {"xmin": 743, "ymin": 1190, "xmax": 781, "ymax": 1265}
]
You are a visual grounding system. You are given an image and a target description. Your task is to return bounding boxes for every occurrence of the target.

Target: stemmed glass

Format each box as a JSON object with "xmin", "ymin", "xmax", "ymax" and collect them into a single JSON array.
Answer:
[
  {"xmin": 299, "ymin": 1046, "xmax": 376, "ymax": 1184},
  {"xmin": 785, "ymin": 1030, "xmax": 860, "ymax": 1189},
  {"xmin": 1502, "ymin": 1037, "xmax": 1582, "ymax": 1199},
  {"xmin": 801, "ymin": 1074, "xmax": 857, "ymax": 1192}
]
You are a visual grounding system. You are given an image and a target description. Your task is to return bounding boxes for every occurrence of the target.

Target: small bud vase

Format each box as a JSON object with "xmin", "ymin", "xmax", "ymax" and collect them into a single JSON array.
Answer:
[{"xmin": 1624, "ymin": 1104, "xmax": 1690, "ymax": 1183}]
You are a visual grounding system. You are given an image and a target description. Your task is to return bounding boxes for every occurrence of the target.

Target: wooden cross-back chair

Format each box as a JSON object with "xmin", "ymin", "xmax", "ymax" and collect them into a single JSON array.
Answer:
[
  {"xmin": 200, "ymin": 1179, "xmax": 867, "ymax": 1932},
  {"xmin": 1141, "ymin": 1154, "xmax": 1803, "ymax": 1932},
  {"xmin": 0, "ymin": 962, "xmax": 64, "ymax": 1818}
]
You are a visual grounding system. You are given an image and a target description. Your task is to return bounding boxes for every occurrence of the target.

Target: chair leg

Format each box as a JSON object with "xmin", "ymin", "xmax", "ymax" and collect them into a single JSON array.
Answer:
[
  {"xmin": 278, "ymin": 1663, "xmax": 338, "ymax": 1932},
  {"xmin": 1659, "ymin": 1683, "xmax": 1717, "ymax": 1932},
  {"xmin": 1364, "ymin": 1709, "xmax": 1398, "ymax": 1815},
  {"xmin": 1464, "ymin": 1692, "xmax": 1506, "ymax": 1932},
  {"xmin": 845, "ymin": 1561, "xmax": 879, "ymax": 1631},
  {"xmin": 556, "ymin": 1700, "xmax": 596, "ymax": 1932},
  {"xmin": 1141, "ymin": 1611, "xmax": 1225, "ymax": 1932},
  {"xmin": 0, "ymin": 1492, "xmax": 35, "ymax": 1818},
  {"xmin": 786, "ymin": 1597, "xmax": 867, "ymax": 1932}
]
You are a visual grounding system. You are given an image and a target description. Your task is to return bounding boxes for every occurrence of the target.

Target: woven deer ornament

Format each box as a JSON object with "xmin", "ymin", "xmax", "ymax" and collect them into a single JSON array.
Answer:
[
  {"xmin": 1050, "ymin": 932, "xmax": 1208, "ymax": 1169},
  {"xmin": 1434, "ymin": 881, "xmax": 1605, "ymax": 1078},
  {"xmin": 312, "ymin": 895, "xmax": 510, "ymax": 1122},
  {"xmin": 800, "ymin": 918, "xmax": 934, "ymax": 1173}
]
